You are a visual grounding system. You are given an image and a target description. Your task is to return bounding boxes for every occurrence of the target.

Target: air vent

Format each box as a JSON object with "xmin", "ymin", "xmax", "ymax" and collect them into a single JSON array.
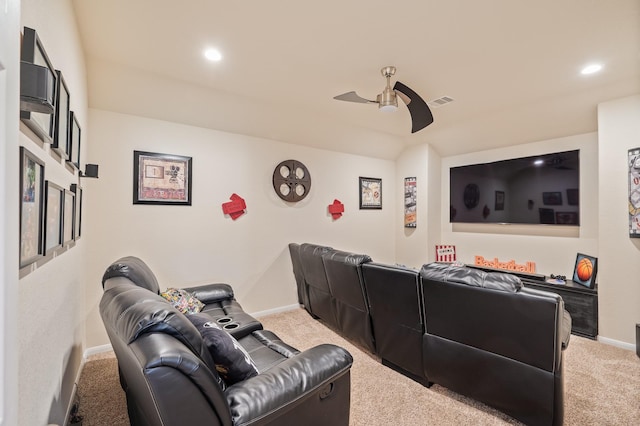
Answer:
[{"xmin": 427, "ymin": 96, "xmax": 455, "ymax": 108}]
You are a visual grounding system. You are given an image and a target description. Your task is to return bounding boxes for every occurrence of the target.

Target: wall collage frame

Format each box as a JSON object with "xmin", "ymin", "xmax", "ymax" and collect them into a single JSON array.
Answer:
[{"xmin": 19, "ymin": 27, "xmax": 84, "ymax": 276}]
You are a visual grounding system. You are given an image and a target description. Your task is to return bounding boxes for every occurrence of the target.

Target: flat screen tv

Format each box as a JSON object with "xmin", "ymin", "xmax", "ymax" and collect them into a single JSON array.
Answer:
[{"xmin": 450, "ymin": 150, "xmax": 580, "ymax": 225}]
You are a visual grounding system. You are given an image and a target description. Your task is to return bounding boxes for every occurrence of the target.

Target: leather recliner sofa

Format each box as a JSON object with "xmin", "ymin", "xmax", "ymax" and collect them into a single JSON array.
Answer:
[
  {"xmin": 292, "ymin": 243, "xmax": 375, "ymax": 353},
  {"xmin": 100, "ymin": 256, "xmax": 353, "ymax": 426},
  {"xmin": 360, "ymin": 262, "xmax": 428, "ymax": 385},
  {"xmin": 421, "ymin": 262, "xmax": 571, "ymax": 426},
  {"xmin": 288, "ymin": 244, "xmax": 572, "ymax": 425}
]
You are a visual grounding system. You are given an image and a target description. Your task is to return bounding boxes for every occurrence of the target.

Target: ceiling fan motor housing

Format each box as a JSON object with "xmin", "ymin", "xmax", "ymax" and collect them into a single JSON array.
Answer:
[{"xmin": 377, "ymin": 66, "xmax": 398, "ymax": 110}]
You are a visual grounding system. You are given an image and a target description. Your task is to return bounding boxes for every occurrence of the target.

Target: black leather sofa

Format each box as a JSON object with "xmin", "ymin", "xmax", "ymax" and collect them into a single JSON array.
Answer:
[
  {"xmin": 100, "ymin": 256, "xmax": 353, "ymax": 426},
  {"xmin": 291, "ymin": 243, "xmax": 375, "ymax": 353},
  {"xmin": 288, "ymin": 244, "xmax": 572, "ymax": 426},
  {"xmin": 421, "ymin": 262, "xmax": 571, "ymax": 426}
]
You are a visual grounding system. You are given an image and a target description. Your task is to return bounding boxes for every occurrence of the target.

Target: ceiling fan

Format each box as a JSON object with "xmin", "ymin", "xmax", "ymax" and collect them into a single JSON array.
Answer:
[{"xmin": 333, "ymin": 66, "xmax": 434, "ymax": 133}]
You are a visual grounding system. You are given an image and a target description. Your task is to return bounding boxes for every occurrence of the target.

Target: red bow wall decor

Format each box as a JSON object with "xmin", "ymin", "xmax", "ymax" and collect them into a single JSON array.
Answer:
[
  {"xmin": 222, "ymin": 193, "xmax": 247, "ymax": 220},
  {"xmin": 328, "ymin": 199, "xmax": 345, "ymax": 220}
]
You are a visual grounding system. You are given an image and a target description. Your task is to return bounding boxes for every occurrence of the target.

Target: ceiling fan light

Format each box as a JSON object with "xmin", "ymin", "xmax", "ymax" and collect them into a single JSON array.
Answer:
[{"xmin": 377, "ymin": 88, "xmax": 398, "ymax": 112}]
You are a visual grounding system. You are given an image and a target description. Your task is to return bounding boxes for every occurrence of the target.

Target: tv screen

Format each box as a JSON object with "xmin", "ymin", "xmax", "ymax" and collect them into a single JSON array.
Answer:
[{"xmin": 450, "ymin": 150, "xmax": 580, "ymax": 225}]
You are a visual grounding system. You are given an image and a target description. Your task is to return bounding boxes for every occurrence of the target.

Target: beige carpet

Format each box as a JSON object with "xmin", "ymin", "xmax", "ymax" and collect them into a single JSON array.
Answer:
[{"xmin": 78, "ymin": 308, "xmax": 640, "ymax": 425}]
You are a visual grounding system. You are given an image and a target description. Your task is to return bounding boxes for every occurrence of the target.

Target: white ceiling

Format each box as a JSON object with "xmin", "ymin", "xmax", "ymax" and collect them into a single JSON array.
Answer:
[{"xmin": 71, "ymin": 0, "xmax": 640, "ymax": 159}]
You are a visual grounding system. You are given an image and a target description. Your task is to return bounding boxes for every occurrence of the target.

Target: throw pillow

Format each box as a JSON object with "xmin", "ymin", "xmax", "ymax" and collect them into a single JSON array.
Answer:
[
  {"xmin": 186, "ymin": 313, "xmax": 259, "ymax": 385},
  {"xmin": 160, "ymin": 288, "xmax": 205, "ymax": 314}
]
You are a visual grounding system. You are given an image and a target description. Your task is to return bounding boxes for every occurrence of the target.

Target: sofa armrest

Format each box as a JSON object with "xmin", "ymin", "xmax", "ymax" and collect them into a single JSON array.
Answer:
[
  {"xmin": 182, "ymin": 283, "xmax": 235, "ymax": 304},
  {"xmin": 225, "ymin": 344, "xmax": 353, "ymax": 425},
  {"xmin": 561, "ymin": 309, "xmax": 572, "ymax": 349}
]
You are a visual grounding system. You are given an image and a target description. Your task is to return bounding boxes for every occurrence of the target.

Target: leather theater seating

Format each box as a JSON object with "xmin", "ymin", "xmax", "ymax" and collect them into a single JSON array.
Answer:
[
  {"xmin": 100, "ymin": 256, "xmax": 353, "ymax": 426},
  {"xmin": 289, "ymin": 243, "xmax": 572, "ymax": 426}
]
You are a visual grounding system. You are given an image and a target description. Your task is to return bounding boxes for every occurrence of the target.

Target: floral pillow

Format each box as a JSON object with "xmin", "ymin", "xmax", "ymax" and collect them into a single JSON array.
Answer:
[{"xmin": 160, "ymin": 288, "xmax": 205, "ymax": 314}]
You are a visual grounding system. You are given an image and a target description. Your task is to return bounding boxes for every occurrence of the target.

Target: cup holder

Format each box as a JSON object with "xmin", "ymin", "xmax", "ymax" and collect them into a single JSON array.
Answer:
[
  {"xmin": 216, "ymin": 317, "xmax": 233, "ymax": 324},
  {"xmin": 223, "ymin": 323, "xmax": 239, "ymax": 330}
]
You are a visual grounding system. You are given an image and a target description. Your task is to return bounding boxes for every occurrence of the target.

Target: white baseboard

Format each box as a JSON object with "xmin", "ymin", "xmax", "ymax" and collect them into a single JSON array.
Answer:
[
  {"xmin": 250, "ymin": 304, "xmax": 301, "ymax": 318},
  {"xmin": 597, "ymin": 335, "xmax": 636, "ymax": 351},
  {"xmin": 84, "ymin": 344, "xmax": 114, "ymax": 358}
]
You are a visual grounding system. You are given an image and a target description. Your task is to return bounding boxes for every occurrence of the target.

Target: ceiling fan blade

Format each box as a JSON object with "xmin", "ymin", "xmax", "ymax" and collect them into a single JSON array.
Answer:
[
  {"xmin": 333, "ymin": 91, "xmax": 376, "ymax": 104},
  {"xmin": 393, "ymin": 81, "xmax": 434, "ymax": 133}
]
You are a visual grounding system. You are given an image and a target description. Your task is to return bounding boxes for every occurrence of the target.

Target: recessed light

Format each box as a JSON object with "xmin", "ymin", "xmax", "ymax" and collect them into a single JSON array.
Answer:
[
  {"xmin": 534, "ymin": 159, "xmax": 544, "ymax": 166},
  {"xmin": 581, "ymin": 63, "xmax": 602, "ymax": 75},
  {"xmin": 204, "ymin": 48, "xmax": 222, "ymax": 62}
]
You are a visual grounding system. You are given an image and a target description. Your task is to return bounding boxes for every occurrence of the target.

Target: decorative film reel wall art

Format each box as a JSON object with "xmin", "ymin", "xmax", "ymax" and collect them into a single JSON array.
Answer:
[{"xmin": 272, "ymin": 160, "xmax": 311, "ymax": 202}]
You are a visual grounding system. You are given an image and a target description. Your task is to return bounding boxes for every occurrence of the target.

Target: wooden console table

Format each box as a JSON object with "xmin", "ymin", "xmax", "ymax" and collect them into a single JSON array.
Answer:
[
  {"xmin": 467, "ymin": 265, "xmax": 598, "ymax": 340},
  {"xmin": 521, "ymin": 279, "xmax": 598, "ymax": 340}
]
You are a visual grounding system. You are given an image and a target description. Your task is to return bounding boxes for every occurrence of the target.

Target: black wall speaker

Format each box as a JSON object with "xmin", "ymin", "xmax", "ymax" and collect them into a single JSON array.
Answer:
[
  {"xmin": 20, "ymin": 61, "xmax": 55, "ymax": 114},
  {"xmin": 81, "ymin": 164, "xmax": 99, "ymax": 178}
]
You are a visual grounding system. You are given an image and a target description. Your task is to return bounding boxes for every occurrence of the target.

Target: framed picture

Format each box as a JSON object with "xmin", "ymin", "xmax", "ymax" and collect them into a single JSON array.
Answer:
[
  {"xmin": 539, "ymin": 208, "xmax": 555, "ymax": 224},
  {"xmin": 555, "ymin": 211, "xmax": 579, "ymax": 225},
  {"xmin": 20, "ymin": 27, "xmax": 57, "ymax": 143},
  {"xmin": 44, "ymin": 181, "xmax": 64, "ymax": 254},
  {"xmin": 63, "ymin": 189, "xmax": 75, "ymax": 246},
  {"xmin": 71, "ymin": 184, "xmax": 82, "ymax": 240},
  {"xmin": 572, "ymin": 253, "xmax": 598, "ymax": 288},
  {"xmin": 628, "ymin": 148, "xmax": 640, "ymax": 238},
  {"xmin": 495, "ymin": 190, "xmax": 505, "ymax": 211},
  {"xmin": 133, "ymin": 150, "xmax": 192, "ymax": 205},
  {"xmin": 359, "ymin": 177, "xmax": 382, "ymax": 209},
  {"xmin": 52, "ymin": 70, "xmax": 70, "ymax": 159},
  {"xmin": 67, "ymin": 111, "xmax": 81, "ymax": 169},
  {"xmin": 404, "ymin": 177, "xmax": 417, "ymax": 227},
  {"xmin": 567, "ymin": 188, "xmax": 579, "ymax": 206},
  {"xmin": 542, "ymin": 191, "xmax": 562, "ymax": 205},
  {"xmin": 19, "ymin": 147, "xmax": 45, "ymax": 267}
]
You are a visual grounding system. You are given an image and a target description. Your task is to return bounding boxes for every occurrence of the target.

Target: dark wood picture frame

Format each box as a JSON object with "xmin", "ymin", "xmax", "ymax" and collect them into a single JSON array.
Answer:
[
  {"xmin": 63, "ymin": 189, "xmax": 75, "ymax": 246},
  {"xmin": 542, "ymin": 191, "xmax": 563, "ymax": 205},
  {"xmin": 20, "ymin": 27, "xmax": 57, "ymax": 143},
  {"xmin": 71, "ymin": 184, "xmax": 82, "ymax": 240},
  {"xmin": 555, "ymin": 211, "xmax": 579, "ymax": 225},
  {"xmin": 629, "ymin": 148, "xmax": 640, "ymax": 238},
  {"xmin": 539, "ymin": 207, "xmax": 555, "ymax": 224},
  {"xmin": 44, "ymin": 181, "xmax": 64, "ymax": 254},
  {"xmin": 359, "ymin": 177, "xmax": 382, "ymax": 209},
  {"xmin": 495, "ymin": 190, "xmax": 505, "ymax": 211},
  {"xmin": 133, "ymin": 150, "xmax": 193, "ymax": 205},
  {"xmin": 566, "ymin": 188, "xmax": 579, "ymax": 206},
  {"xmin": 67, "ymin": 111, "xmax": 81, "ymax": 169},
  {"xmin": 19, "ymin": 147, "xmax": 45, "ymax": 267},
  {"xmin": 572, "ymin": 253, "xmax": 598, "ymax": 288},
  {"xmin": 52, "ymin": 70, "xmax": 70, "ymax": 159}
]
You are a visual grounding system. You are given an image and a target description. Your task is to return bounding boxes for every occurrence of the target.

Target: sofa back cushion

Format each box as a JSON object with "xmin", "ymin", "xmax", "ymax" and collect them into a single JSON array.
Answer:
[
  {"xmin": 321, "ymin": 250, "xmax": 372, "ymax": 310},
  {"xmin": 421, "ymin": 262, "xmax": 522, "ymax": 292},
  {"xmin": 100, "ymin": 281, "xmax": 224, "ymax": 387},
  {"xmin": 288, "ymin": 243, "xmax": 306, "ymax": 306},
  {"xmin": 102, "ymin": 256, "xmax": 160, "ymax": 294},
  {"xmin": 420, "ymin": 263, "xmax": 563, "ymax": 372}
]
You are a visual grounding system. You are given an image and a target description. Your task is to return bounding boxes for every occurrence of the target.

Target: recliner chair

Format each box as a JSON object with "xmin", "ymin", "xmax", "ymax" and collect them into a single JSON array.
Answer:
[
  {"xmin": 420, "ymin": 262, "xmax": 571, "ymax": 426},
  {"xmin": 100, "ymin": 256, "xmax": 354, "ymax": 426}
]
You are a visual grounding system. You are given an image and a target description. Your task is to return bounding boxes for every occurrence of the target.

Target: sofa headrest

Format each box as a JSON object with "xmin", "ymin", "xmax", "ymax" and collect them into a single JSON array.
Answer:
[
  {"xmin": 102, "ymin": 256, "xmax": 160, "ymax": 294},
  {"xmin": 100, "ymin": 285, "xmax": 217, "ymax": 367},
  {"xmin": 420, "ymin": 262, "xmax": 522, "ymax": 293},
  {"xmin": 322, "ymin": 249, "xmax": 372, "ymax": 267}
]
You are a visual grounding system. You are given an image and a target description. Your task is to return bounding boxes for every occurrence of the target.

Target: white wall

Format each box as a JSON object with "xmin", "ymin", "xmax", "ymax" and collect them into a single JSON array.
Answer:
[
  {"xmin": 597, "ymin": 95, "xmax": 640, "ymax": 345},
  {"xmin": 1, "ymin": 1, "xmax": 21, "ymax": 425},
  {"xmin": 84, "ymin": 109, "xmax": 397, "ymax": 347},
  {"xmin": 440, "ymin": 132, "xmax": 599, "ymax": 278},
  {"xmin": 395, "ymin": 143, "xmax": 441, "ymax": 268},
  {"xmin": 18, "ymin": 1, "xmax": 89, "ymax": 425}
]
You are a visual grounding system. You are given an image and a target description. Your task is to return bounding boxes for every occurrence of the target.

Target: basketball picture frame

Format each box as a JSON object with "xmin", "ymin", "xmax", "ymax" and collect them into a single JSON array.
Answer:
[{"xmin": 572, "ymin": 253, "xmax": 597, "ymax": 288}]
